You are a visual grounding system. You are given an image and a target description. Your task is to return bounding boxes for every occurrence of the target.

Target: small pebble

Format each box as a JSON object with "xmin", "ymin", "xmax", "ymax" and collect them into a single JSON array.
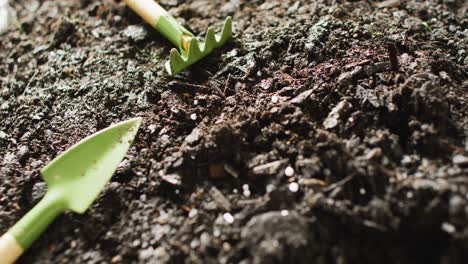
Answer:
[
  {"xmin": 453, "ymin": 154, "xmax": 468, "ymax": 166},
  {"xmin": 200, "ymin": 232, "xmax": 211, "ymax": 247},
  {"xmin": 213, "ymin": 228, "xmax": 221, "ymax": 237},
  {"xmin": 266, "ymin": 184, "xmax": 275, "ymax": 193},
  {"xmin": 17, "ymin": 145, "xmax": 29, "ymax": 161},
  {"xmin": 190, "ymin": 113, "xmax": 197, "ymax": 121},
  {"xmin": 111, "ymin": 255, "xmax": 122, "ymax": 263},
  {"xmin": 148, "ymin": 124, "xmax": 157, "ymax": 133},
  {"xmin": 285, "ymin": 166, "xmax": 294, "ymax": 177},
  {"xmin": 359, "ymin": 188, "xmax": 366, "ymax": 195},
  {"xmin": 280, "ymin": 210, "xmax": 289, "ymax": 216},
  {"xmin": 223, "ymin": 213, "xmax": 235, "ymax": 224},
  {"xmin": 271, "ymin": 95, "xmax": 279, "ymax": 103},
  {"xmin": 123, "ymin": 25, "xmax": 148, "ymax": 42},
  {"xmin": 222, "ymin": 242, "xmax": 232, "ymax": 251},
  {"xmin": 441, "ymin": 222, "xmax": 456, "ymax": 234},
  {"xmin": 190, "ymin": 239, "xmax": 200, "ymax": 249},
  {"xmin": 288, "ymin": 182, "xmax": 299, "ymax": 192},
  {"xmin": 188, "ymin": 208, "xmax": 198, "ymax": 218},
  {"xmin": 143, "ymin": 71, "xmax": 152, "ymax": 79},
  {"xmin": 132, "ymin": 239, "xmax": 141, "ymax": 247}
]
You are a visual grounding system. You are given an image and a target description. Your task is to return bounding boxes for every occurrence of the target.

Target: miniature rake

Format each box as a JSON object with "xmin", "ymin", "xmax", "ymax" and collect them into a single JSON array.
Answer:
[{"xmin": 124, "ymin": 0, "xmax": 233, "ymax": 76}]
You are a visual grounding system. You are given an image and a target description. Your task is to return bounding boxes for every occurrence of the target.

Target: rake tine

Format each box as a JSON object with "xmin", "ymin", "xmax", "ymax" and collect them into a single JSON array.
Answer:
[
  {"xmin": 219, "ymin": 17, "xmax": 233, "ymax": 44},
  {"xmin": 165, "ymin": 48, "xmax": 185, "ymax": 76},
  {"xmin": 187, "ymin": 37, "xmax": 202, "ymax": 61},
  {"xmin": 166, "ymin": 18, "xmax": 233, "ymax": 75},
  {"xmin": 204, "ymin": 27, "xmax": 217, "ymax": 52}
]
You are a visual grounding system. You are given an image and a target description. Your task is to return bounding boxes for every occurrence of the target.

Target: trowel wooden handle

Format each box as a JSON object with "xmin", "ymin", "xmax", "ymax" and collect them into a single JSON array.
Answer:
[
  {"xmin": 0, "ymin": 233, "xmax": 24, "ymax": 264},
  {"xmin": 0, "ymin": 194, "xmax": 64, "ymax": 264},
  {"xmin": 123, "ymin": 0, "xmax": 168, "ymax": 28}
]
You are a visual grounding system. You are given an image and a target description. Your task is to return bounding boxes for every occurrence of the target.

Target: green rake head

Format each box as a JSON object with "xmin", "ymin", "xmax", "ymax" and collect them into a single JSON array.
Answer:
[
  {"xmin": 165, "ymin": 17, "xmax": 233, "ymax": 76},
  {"xmin": 123, "ymin": 0, "xmax": 233, "ymax": 76}
]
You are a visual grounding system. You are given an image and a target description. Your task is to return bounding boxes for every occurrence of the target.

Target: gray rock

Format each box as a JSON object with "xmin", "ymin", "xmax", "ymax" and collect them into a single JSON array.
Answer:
[
  {"xmin": 32, "ymin": 182, "xmax": 47, "ymax": 202},
  {"xmin": 2, "ymin": 152, "xmax": 16, "ymax": 164},
  {"xmin": 290, "ymin": 89, "xmax": 313, "ymax": 105},
  {"xmin": 337, "ymin": 66, "xmax": 363, "ymax": 86},
  {"xmin": 17, "ymin": 145, "xmax": 30, "ymax": 162},
  {"xmin": 220, "ymin": 0, "xmax": 240, "ymax": 15},
  {"xmin": 241, "ymin": 211, "xmax": 311, "ymax": 264},
  {"xmin": 453, "ymin": 154, "xmax": 468, "ymax": 166},
  {"xmin": 185, "ymin": 128, "xmax": 202, "ymax": 145},
  {"xmin": 376, "ymin": 0, "xmax": 400, "ymax": 8},
  {"xmin": 123, "ymin": 25, "xmax": 148, "ymax": 42},
  {"xmin": 323, "ymin": 100, "xmax": 352, "ymax": 129},
  {"xmin": 160, "ymin": 172, "xmax": 182, "ymax": 186}
]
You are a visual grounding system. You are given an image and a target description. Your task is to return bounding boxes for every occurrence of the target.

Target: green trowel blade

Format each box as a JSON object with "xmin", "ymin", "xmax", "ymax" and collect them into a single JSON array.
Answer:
[{"xmin": 40, "ymin": 117, "xmax": 141, "ymax": 213}]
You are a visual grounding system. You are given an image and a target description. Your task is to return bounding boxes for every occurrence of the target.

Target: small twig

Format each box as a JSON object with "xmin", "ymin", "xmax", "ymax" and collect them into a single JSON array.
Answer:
[
  {"xmin": 280, "ymin": 70, "xmax": 310, "ymax": 85},
  {"xmin": 322, "ymin": 175, "xmax": 354, "ymax": 193},
  {"xmin": 168, "ymin": 81, "xmax": 225, "ymax": 98}
]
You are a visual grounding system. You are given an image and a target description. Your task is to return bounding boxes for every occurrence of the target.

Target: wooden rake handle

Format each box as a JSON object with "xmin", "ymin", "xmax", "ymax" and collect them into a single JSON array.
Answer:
[
  {"xmin": 123, "ymin": 0, "xmax": 193, "ymax": 50},
  {"xmin": 124, "ymin": 0, "xmax": 168, "ymax": 28}
]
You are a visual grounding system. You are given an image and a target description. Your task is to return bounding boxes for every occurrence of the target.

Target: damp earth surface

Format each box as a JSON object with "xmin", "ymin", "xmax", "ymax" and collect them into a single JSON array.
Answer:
[{"xmin": 1, "ymin": 0, "xmax": 468, "ymax": 263}]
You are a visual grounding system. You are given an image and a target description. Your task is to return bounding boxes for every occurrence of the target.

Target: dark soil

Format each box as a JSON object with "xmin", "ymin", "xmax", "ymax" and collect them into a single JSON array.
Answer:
[{"xmin": 1, "ymin": 0, "xmax": 468, "ymax": 263}]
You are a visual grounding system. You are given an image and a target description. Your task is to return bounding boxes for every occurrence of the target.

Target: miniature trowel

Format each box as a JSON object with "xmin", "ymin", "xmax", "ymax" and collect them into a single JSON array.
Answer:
[
  {"xmin": 0, "ymin": 118, "xmax": 142, "ymax": 264},
  {"xmin": 124, "ymin": 0, "xmax": 233, "ymax": 76}
]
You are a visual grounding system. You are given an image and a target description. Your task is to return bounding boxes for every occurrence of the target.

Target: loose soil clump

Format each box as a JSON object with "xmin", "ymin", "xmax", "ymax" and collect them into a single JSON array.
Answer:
[{"xmin": 1, "ymin": 0, "xmax": 467, "ymax": 263}]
